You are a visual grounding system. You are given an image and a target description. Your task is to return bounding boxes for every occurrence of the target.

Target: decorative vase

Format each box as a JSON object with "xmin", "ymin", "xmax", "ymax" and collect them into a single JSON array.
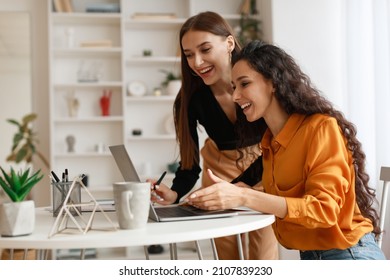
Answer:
[
  {"xmin": 0, "ymin": 200, "xmax": 35, "ymax": 237},
  {"xmin": 100, "ymin": 90, "xmax": 112, "ymax": 116},
  {"xmin": 67, "ymin": 95, "xmax": 79, "ymax": 117}
]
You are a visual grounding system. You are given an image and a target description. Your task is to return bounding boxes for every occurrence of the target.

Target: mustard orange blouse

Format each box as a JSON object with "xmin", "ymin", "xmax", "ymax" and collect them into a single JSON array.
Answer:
[{"xmin": 261, "ymin": 113, "xmax": 373, "ymax": 250}]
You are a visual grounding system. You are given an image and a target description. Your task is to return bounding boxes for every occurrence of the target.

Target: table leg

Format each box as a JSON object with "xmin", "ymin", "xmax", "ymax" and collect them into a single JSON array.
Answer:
[
  {"xmin": 44, "ymin": 249, "xmax": 50, "ymax": 260},
  {"xmin": 36, "ymin": 249, "xmax": 47, "ymax": 260},
  {"xmin": 169, "ymin": 243, "xmax": 178, "ymax": 260},
  {"xmin": 40, "ymin": 249, "xmax": 46, "ymax": 260},
  {"xmin": 143, "ymin": 246, "xmax": 150, "ymax": 260},
  {"xmin": 236, "ymin": 234, "xmax": 244, "ymax": 260},
  {"xmin": 23, "ymin": 248, "xmax": 28, "ymax": 259},
  {"xmin": 194, "ymin": 241, "xmax": 203, "ymax": 260},
  {"xmin": 210, "ymin": 239, "xmax": 219, "ymax": 260},
  {"xmin": 80, "ymin": 249, "xmax": 85, "ymax": 259}
]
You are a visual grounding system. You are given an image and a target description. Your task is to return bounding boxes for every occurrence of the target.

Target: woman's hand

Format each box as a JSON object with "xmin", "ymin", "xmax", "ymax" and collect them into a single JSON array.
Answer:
[
  {"xmin": 146, "ymin": 180, "xmax": 177, "ymax": 205},
  {"xmin": 185, "ymin": 169, "xmax": 246, "ymax": 210}
]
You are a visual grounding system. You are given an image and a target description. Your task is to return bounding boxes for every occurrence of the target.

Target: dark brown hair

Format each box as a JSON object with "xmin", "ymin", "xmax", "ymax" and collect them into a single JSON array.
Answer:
[
  {"xmin": 233, "ymin": 40, "xmax": 380, "ymax": 235},
  {"xmin": 174, "ymin": 11, "xmax": 241, "ymax": 169}
]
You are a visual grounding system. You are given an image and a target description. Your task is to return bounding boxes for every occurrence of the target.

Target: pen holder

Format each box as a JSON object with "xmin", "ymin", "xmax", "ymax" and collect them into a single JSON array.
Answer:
[{"xmin": 51, "ymin": 181, "xmax": 81, "ymax": 217}]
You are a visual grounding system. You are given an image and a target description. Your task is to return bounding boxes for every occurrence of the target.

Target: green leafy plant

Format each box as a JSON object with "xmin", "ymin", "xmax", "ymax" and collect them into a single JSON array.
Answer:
[
  {"xmin": 6, "ymin": 113, "xmax": 49, "ymax": 169},
  {"xmin": 159, "ymin": 69, "xmax": 181, "ymax": 87},
  {"xmin": 236, "ymin": 0, "xmax": 262, "ymax": 46},
  {"xmin": 0, "ymin": 166, "xmax": 43, "ymax": 202},
  {"xmin": 238, "ymin": 15, "xmax": 262, "ymax": 46}
]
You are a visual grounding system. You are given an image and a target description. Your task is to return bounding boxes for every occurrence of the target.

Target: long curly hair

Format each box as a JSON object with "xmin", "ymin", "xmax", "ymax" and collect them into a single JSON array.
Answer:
[{"xmin": 232, "ymin": 40, "xmax": 380, "ymax": 236}]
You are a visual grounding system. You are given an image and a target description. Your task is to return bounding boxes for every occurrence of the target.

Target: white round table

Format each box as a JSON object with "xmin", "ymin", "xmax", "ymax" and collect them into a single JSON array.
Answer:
[{"xmin": 0, "ymin": 208, "xmax": 275, "ymax": 259}]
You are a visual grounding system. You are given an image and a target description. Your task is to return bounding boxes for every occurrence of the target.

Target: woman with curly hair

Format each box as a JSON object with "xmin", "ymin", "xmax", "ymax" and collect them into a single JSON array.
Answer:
[
  {"xmin": 149, "ymin": 13, "xmax": 278, "ymax": 260},
  {"xmin": 186, "ymin": 40, "xmax": 386, "ymax": 260}
]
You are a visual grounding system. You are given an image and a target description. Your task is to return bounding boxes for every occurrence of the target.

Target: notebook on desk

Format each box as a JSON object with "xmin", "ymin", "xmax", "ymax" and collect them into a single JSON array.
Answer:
[{"xmin": 108, "ymin": 144, "xmax": 246, "ymax": 222}]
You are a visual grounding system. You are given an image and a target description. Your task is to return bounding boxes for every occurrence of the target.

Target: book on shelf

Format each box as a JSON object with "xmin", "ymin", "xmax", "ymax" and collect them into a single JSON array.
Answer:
[
  {"xmin": 79, "ymin": 40, "xmax": 113, "ymax": 48},
  {"xmin": 131, "ymin": 12, "xmax": 177, "ymax": 20},
  {"xmin": 62, "ymin": 0, "xmax": 74, "ymax": 13},
  {"xmin": 239, "ymin": 0, "xmax": 251, "ymax": 14},
  {"xmin": 53, "ymin": 0, "xmax": 64, "ymax": 12},
  {"xmin": 85, "ymin": 3, "xmax": 120, "ymax": 13},
  {"xmin": 53, "ymin": 0, "xmax": 73, "ymax": 13}
]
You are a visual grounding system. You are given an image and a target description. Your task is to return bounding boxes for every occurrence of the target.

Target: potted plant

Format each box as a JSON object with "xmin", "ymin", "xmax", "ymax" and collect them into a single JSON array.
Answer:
[
  {"xmin": 6, "ymin": 113, "xmax": 49, "ymax": 169},
  {"xmin": 236, "ymin": 0, "xmax": 263, "ymax": 46},
  {"xmin": 0, "ymin": 166, "xmax": 43, "ymax": 237},
  {"xmin": 160, "ymin": 69, "xmax": 181, "ymax": 96}
]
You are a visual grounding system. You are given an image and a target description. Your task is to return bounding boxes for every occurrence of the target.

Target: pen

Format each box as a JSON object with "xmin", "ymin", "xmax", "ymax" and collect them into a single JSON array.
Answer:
[
  {"xmin": 153, "ymin": 171, "xmax": 167, "ymax": 190},
  {"xmin": 51, "ymin": 171, "xmax": 60, "ymax": 182},
  {"xmin": 65, "ymin": 168, "xmax": 69, "ymax": 182}
]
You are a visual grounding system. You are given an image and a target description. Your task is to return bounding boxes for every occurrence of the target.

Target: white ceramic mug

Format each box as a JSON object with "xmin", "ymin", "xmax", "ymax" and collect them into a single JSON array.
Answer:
[{"xmin": 113, "ymin": 182, "xmax": 150, "ymax": 230}]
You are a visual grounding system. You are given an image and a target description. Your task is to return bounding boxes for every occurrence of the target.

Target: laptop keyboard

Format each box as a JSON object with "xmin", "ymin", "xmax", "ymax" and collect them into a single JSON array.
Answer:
[{"xmin": 155, "ymin": 204, "xmax": 235, "ymax": 217}]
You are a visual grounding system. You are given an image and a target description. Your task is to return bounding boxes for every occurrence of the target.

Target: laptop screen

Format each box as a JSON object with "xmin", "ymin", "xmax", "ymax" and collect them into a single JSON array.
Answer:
[{"xmin": 109, "ymin": 145, "xmax": 141, "ymax": 182}]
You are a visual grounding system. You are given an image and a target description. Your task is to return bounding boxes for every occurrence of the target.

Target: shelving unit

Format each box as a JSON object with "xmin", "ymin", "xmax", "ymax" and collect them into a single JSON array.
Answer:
[
  {"xmin": 48, "ymin": 0, "xmax": 260, "ymax": 201},
  {"xmin": 48, "ymin": 0, "xmax": 123, "ymax": 202}
]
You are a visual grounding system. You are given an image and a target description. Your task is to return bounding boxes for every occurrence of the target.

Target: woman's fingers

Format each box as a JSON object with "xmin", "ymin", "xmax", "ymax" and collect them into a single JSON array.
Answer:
[{"xmin": 207, "ymin": 169, "xmax": 224, "ymax": 183}]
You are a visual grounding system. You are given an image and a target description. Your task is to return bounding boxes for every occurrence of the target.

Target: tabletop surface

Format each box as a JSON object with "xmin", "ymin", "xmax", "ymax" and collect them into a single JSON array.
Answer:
[{"xmin": 0, "ymin": 208, "xmax": 275, "ymax": 249}]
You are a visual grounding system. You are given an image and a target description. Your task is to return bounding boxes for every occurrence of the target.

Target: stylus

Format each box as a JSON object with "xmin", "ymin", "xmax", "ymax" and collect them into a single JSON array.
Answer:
[{"xmin": 154, "ymin": 171, "xmax": 167, "ymax": 189}]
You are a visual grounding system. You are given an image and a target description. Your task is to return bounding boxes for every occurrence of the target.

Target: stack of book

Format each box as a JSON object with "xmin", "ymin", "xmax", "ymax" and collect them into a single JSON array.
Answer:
[{"xmin": 85, "ymin": 3, "xmax": 120, "ymax": 13}]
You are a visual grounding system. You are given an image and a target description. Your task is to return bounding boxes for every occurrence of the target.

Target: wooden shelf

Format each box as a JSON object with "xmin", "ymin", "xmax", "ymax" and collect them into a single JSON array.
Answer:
[
  {"xmin": 54, "ymin": 116, "xmax": 124, "ymax": 123},
  {"xmin": 53, "ymin": 82, "xmax": 123, "ymax": 89},
  {"xmin": 127, "ymin": 134, "xmax": 176, "ymax": 141},
  {"xmin": 126, "ymin": 95, "xmax": 175, "ymax": 102},
  {"xmin": 54, "ymin": 152, "xmax": 112, "ymax": 157},
  {"xmin": 53, "ymin": 48, "xmax": 122, "ymax": 57},
  {"xmin": 52, "ymin": 12, "xmax": 121, "ymax": 25},
  {"xmin": 126, "ymin": 56, "xmax": 180, "ymax": 65}
]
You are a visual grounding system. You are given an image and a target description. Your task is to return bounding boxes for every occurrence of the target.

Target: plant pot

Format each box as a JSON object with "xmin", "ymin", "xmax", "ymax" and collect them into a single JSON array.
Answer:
[
  {"xmin": 0, "ymin": 200, "xmax": 35, "ymax": 237},
  {"xmin": 166, "ymin": 80, "xmax": 181, "ymax": 96}
]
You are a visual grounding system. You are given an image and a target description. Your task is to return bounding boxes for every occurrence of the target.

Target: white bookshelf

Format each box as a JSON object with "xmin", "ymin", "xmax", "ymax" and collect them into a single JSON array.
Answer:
[{"xmin": 48, "ymin": 0, "xmax": 260, "ymax": 198}]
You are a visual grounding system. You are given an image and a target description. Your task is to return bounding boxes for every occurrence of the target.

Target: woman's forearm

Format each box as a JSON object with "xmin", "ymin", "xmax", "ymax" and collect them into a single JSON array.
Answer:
[{"xmin": 242, "ymin": 188, "xmax": 287, "ymax": 219}]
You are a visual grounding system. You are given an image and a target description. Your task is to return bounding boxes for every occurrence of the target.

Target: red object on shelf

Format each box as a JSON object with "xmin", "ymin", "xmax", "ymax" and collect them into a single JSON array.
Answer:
[{"xmin": 100, "ymin": 90, "xmax": 112, "ymax": 116}]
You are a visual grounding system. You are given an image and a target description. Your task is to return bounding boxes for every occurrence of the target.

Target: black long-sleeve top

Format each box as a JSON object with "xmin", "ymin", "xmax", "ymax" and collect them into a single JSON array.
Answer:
[{"xmin": 171, "ymin": 86, "xmax": 266, "ymax": 203}]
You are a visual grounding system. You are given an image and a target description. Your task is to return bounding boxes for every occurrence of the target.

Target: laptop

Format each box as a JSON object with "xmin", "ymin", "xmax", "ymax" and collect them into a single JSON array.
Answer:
[{"xmin": 109, "ymin": 144, "xmax": 246, "ymax": 222}]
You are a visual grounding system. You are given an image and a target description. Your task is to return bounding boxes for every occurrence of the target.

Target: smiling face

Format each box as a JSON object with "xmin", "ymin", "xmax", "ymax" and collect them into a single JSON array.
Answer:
[
  {"xmin": 232, "ymin": 60, "xmax": 275, "ymax": 122},
  {"xmin": 181, "ymin": 30, "xmax": 234, "ymax": 86}
]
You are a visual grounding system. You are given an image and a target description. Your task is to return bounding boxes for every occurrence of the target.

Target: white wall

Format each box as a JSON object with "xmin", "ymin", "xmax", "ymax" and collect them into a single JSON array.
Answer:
[
  {"xmin": 268, "ymin": 0, "xmax": 346, "ymax": 260},
  {"xmin": 271, "ymin": 0, "xmax": 345, "ymax": 109},
  {"xmin": 0, "ymin": 6, "xmax": 31, "ymax": 168},
  {"xmin": 0, "ymin": 0, "xmax": 50, "ymax": 207},
  {"xmin": 268, "ymin": 0, "xmax": 389, "ymax": 259}
]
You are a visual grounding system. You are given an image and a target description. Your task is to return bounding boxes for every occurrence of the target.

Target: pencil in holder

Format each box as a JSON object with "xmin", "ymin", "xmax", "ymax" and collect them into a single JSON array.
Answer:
[{"xmin": 51, "ymin": 180, "xmax": 81, "ymax": 217}]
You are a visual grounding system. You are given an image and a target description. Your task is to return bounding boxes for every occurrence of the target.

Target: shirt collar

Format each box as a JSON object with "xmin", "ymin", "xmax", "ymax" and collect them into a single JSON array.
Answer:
[{"xmin": 262, "ymin": 114, "xmax": 307, "ymax": 149}]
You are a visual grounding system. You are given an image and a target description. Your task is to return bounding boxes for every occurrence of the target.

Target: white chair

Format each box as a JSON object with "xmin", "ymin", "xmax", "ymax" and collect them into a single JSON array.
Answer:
[{"xmin": 378, "ymin": 166, "xmax": 390, "ymax": 248}]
